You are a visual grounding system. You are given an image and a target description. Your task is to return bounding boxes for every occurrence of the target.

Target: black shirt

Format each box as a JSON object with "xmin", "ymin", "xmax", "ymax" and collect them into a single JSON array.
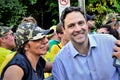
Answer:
[{"xmin": 1, "ymin": 53, "xmax": 46, "ymax": 80}]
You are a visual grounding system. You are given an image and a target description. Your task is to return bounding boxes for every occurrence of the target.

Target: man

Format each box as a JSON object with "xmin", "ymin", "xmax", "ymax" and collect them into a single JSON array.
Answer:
[
  {"xmin": 45, "ymin": 22, "xmax": 69, "ymax": 62},
  {"xmin": 0, "ymin": 26, "xmax": 16, "ymax": 66},
  {"xmin": 52, "ymin": 7, "xmax": 120, "ymax": 80},
  {"xmin": 47, "ymin": 25, "xmax": 60, "ymax": 54}
]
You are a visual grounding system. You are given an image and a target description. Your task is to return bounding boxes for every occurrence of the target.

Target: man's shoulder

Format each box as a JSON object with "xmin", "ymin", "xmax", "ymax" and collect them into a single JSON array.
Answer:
[
  {"xmin": 89, "ymin": 34, "xmax": 116, "ymax": 46},
  {"xmin": 90, "ymin": 34, "xmax": 116, "ymax": 40}
]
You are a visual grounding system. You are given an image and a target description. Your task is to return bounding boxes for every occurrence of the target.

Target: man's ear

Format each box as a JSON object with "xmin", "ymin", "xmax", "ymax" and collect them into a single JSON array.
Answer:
[
  {"xmin": 0, "ymin": 37, "xmax": 6, "ymax": 42},
  {"xmin": 0, "ymin": 37, "xmax": 6, "ymax": 46}
]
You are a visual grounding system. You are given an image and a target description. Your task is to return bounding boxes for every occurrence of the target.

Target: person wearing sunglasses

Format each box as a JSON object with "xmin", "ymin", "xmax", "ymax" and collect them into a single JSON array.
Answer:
[{"xmin": 0, "ymin": 26, "xmax": 16, "ymax": 67}]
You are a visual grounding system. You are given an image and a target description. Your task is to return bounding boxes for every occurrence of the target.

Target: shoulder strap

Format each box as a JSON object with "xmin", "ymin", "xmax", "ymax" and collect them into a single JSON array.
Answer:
[{"xmin": 56, "ymin": 44, "xmax": 61, "ymax": 49}]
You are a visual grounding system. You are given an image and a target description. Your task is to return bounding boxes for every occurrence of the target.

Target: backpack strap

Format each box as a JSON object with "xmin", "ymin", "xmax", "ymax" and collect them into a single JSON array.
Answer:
[{"xmin": 56, "ymin": 44, "xmax": 61, "ymax": 49}]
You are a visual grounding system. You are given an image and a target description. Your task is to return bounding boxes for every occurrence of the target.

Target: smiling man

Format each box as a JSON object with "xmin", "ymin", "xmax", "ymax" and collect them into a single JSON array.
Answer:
[{"xmin": 52, "ymin": 7, "xmax": 120, "ymax": 80}]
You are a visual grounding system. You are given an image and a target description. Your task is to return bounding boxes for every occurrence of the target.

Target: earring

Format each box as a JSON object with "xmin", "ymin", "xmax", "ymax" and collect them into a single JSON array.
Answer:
[{"xmin": 25, "ymin": 48, "xmax": 28, "ymax": 51}]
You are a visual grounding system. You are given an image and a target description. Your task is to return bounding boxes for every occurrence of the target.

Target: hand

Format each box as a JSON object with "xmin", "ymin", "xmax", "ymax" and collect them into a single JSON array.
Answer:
[{"xmin": 113, "ymin": 40, "xmax": 120, "ymax": 60}]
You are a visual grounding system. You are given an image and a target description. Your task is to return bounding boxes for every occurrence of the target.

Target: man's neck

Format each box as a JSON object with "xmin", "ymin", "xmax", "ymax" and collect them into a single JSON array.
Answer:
[{"xmin": 72, "ymin": 39, "xmax": 89, "ymax": 55}]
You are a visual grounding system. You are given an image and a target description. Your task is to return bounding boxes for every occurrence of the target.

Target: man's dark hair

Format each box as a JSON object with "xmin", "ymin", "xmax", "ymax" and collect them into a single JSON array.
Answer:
[{"xmin": 60, "ymin": 7, "xmax": 86, "ymax": 28}]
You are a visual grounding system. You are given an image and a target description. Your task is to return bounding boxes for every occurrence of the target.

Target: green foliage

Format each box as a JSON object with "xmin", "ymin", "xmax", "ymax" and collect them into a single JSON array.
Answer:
[
  {"xmin": 0, "ymin": 0, "xmax": 27, "ymax": 26},
  {"xmin": 0, "ymin": 0, "xmax": 120, "ymax": 28},
  {"xmin": 29, "ymin": 0, "xmax": 37, "ymax": 5},
  {"xmin": 45, "ymin": 1, "xmax": 58, "ymax": 25},
  {"xmin": 113, "ymin": 2, "xmax": 120, "ymax": 12},
  {"xmin": 86, "ymin": 0, "xmax": 120, "ymax": 27},
  {"xmin": 52, "ymin": 19, "xmax": 57, "ymax": 25},
  {"xmin": 87, "ymin": 0, "xmax": 98, "ymax": 4}
]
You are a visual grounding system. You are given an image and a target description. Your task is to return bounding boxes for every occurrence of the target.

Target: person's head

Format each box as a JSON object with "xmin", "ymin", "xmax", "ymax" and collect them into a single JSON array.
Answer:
[
  {"xmin": 56, "ymin": 22, "xmax": 64, "ymax": 41},
  {"xmin": 0, "ymin": 26, "xmax": 16, "ymax": 50},
  {"xmin": 86, "ymin": 14, "xmax": 95, "ymax": 32},
  {"xmin": 60, "ymin": 6, "xmax": 88, "ymax": 44},
  {"xmin": 48, "ymin": 25, "xmax": 59, "ymax": 40},
  {"xmin": 97, "ymin": 24, "xmax": 111, "ymax": 34},
  {"xmin": 104, "ymin": 13, "xmax": 117, "ymax": 24},
  {"xmin": 15, "ymin": 22, "xmax": 50, "ymax": 55},
  {"xmin": 97, "ymin": 24, "xmax": 120, "ymax": 39}
]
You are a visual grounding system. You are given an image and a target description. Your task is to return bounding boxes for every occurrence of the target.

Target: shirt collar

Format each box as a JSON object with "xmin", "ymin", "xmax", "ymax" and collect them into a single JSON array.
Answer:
[
  {"xmin": 68, "ymin": 34, "xmax": 97, "ymax": 58},
  {"xmin": 88, "ymin": 34, "xmax": 97, "ymax": 48}
]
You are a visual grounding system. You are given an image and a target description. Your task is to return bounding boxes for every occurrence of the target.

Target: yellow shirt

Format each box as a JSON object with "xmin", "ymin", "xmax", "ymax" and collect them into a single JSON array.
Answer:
[
  {"xmin": 45, "ymin": 43, "xmax": 62, "ymax": 62},
  {"xmin": 0, "ymin": 47, "xmax": 16, "ymax": 76},
  {"xmin": 0, "ymin": 47, "xmax": 13, "ymax": 66},
  {"xmin": 0, "ymin": 51, "xmax": 16, "ymax": 76},
  {"xmin": 44, "ymin": 43, "xmax": 62, "ymax": 78}
]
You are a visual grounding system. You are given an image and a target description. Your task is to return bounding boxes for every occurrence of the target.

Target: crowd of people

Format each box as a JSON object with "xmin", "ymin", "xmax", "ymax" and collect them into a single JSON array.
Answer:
[{"xmin": 0, "ymin": 6, "xmax": 120, "ymax": 80}]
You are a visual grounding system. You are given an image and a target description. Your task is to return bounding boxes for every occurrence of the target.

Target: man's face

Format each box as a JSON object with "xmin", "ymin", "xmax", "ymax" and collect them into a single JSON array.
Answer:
[{"xmin": 64, "ymin": 11, "xmax": 88, "ymax": 44}]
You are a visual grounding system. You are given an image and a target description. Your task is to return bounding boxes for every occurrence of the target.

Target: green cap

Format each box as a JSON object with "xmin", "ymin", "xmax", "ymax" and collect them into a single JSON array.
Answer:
[
  {"xmin": 15, "ymin": 22, "xmax": 52, "ymax": 50},
  {"xmin": 0, "ymin": 26, "xmax": 12, "ymax": 37}
]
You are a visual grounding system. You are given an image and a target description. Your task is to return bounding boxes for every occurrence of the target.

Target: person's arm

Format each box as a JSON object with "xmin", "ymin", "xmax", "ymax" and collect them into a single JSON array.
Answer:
[
  {"xmin": 3, "ymin": 65, "xmax": 24, "ymax": 80},
  {"xmin": 44, "ymin": 62, "xmax": 52, "ymax": 73}
]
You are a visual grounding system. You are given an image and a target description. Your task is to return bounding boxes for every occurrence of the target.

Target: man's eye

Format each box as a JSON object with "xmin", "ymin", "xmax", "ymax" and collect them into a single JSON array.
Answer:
[
  {"xmin": 68, "ymin": 24, "xmax": 74, "ymax": 28},
  {"xmin": 78, "ymin": 21, "xmax": 84, "ymax": 26}
]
